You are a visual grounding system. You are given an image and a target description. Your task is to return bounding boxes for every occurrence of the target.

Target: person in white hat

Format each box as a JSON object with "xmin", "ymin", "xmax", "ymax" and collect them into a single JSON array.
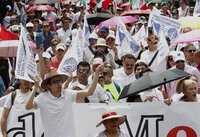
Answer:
[
  {"xmin": 95, "ymin": 110, "xmax": 128, "ymax": 137},
  {"xmin": 26, "ymin": 62, "xmax": 106, "ymax": 137}
]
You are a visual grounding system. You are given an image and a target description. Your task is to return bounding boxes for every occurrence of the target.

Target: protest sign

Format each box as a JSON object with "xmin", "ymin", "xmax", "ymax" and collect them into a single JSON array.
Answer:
[
  {"xmin": 148, "ymin": 8, "xmax": 181, "ymax": 41},
  {"xmin": 58, "ymin": 28, "xmax": 83, "ymax": 74},
  {"xmin": 116, "ymin": 20, "xmax": 141, "ymax": 58}
]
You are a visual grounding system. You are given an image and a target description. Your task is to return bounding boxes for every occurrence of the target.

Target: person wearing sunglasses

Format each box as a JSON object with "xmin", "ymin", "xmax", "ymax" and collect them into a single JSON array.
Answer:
[
  {"xmin": 184, "ymin": 43, "xmax": 196, "ymax": 67},
  {"xmin": 166, "ymin": 51, "xmax": 176, "ymax": 70},
  {"xmin": 163, "ymin": 51, "xmax": 200, "ymax": 99}
]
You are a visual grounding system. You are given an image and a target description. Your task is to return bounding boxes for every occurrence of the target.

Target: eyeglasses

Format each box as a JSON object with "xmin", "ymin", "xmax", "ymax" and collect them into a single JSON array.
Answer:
[
  {"xmin": 176, "ymin": 60, "xmax": 185, "ymax": 63},
  {"xmin": 168, "ymin": 58, "xmax": 173, "ymax": 62},
  {"xmin": 125, "ymin": 63, "xmax": 134, "ymax": 67},
  {"xmin": 89, "ymin": 39, "xmax": 97, "ymax": 42},
  {"xmin": 78, "ymin": 69, "xmax": 90, "ymax": 73},
  {"xmin": 43, "ymin": 25, "xmax": 49, "ymax": 28},
  {"xmin": 187, "ymin": 50, "xmax": 196, "ymax": 53},
  {"xmin": 51, "ymin": 79, "xmax": 63, "ymax": 84}
]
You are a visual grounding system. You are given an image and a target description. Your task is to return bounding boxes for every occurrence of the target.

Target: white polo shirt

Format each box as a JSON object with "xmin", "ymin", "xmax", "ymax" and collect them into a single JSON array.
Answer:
[
  {"xmin": 57, "ymin": 28, "xmax": 71, "ymax": 43},
  {"xmin": 112, "ymin": 67, "xmax": 136, "ymax": 88},
  {"xmin": 35, "ymin": 90, "xmax": 77, "ymax": 137}
]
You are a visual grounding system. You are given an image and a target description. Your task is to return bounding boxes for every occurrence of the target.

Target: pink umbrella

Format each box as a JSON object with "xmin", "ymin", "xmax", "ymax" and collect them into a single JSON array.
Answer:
[
  {"xmin": 171, "ymin": 29, "xmax": 200, "ymax": 44},
  {"xmin": 0, "ymin": 40, "xmax": 37, "ymax": 57},
  {"xmin": 28, "ymin": 5, "xmax": 55, "ymax": 12},
  {"xmin": 97, "ymin": 16, "xmax": 138, "ymax": 29},
  {"xmin": 121, "ymin": 9, "xmax": 151, "ymax": 16}
]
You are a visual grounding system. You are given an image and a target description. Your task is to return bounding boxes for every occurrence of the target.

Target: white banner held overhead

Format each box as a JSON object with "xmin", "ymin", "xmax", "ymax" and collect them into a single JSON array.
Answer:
[
  {"xmin": 148, "ymin": 9, "xmax": 181, "ymax": 41},
  {"xmin": 116, "ymin": 20, "xmax": 141, "ymax": 58},
  {"xmin": 83, "ymin": 15, "xmax": 90, "ymax": 48},
  {"xmin": 133, "ymin": 25, "xmax": 148, "ymax": 47},
  {"xmin": 58, "ymin": 28, "xmax": 83, "ymax": 74},
  {"xmin": 15, "ymin": 26, "xmax": 37, "ymax": 82}
]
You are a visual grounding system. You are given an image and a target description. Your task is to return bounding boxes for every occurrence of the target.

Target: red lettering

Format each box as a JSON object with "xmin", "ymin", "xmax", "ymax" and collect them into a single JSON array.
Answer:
[{"xmin": 167, "ymin": 126, "xmax": 197, "ymax": 137}]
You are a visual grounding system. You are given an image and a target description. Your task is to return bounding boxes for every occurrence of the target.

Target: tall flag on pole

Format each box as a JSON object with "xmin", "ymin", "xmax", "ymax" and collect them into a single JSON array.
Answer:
[
  {"xmin": 15, "ymin": 26, "xmax": 37, "ymax": 82},
  {"xmin": 116, "ymin": 20, "xmax": 141, "ymax": 58},
  {"xmin": 83, "ymin": 15, "xmax": 90, "ymax": 48},
  {"xmin": 58, "ymin": 28, "xmax": 83, "ymax": 74}
]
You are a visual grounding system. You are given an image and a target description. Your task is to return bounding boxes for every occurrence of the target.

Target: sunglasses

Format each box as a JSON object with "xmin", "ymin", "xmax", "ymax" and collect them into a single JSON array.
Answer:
[
  {"xmin": 78, "ymin": 69, "xmax": 90, "ymax": 73},
  {"xmin": 168, "ymin": 58, "xmax": 173, "ymax": 62},
  {"xmin": 43, "ymin": 25, "xmax": 49, "ymax": 28},
  {"xmin": 187, "ymin": 50, "xmax": 196, "ymax": 53},
  {"xmin": 89, "ymin": 39, "xmax": 97, "ymax": 42},
  {"xmin": 51, "ymin": 79, "xmax": 63, "ymax": 84},
  {"xmin": 176, "ymin": 60, "xmax": 185, "ymax": 63}
]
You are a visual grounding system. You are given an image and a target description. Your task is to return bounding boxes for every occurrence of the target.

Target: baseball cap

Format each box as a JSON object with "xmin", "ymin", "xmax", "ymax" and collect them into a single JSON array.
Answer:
[
  {"xmin": 173, "ymin": 51, "xmax": 186, "ymax": 62},
  {"xmin": 100, "ymin": 26, "xmax": 109, "ymax": 32},
  {"xmin": 56, "ymin": 43, "xmax": 66, "ymax": 51},
  {"xmin": 11, "ymin": 25, "xmax": 20, "ymax": 32},
  {"xmin": 26, "ymin": 22, "xmax": 34, "ymax": 28},
  {"xmin": 89, "ymin": 33, "xmax": 98, "ymax": 39},
  {"xmin": 35, "ymin": 52, "xmax": 51, "ymax": 62},
  {"xmin": 93, "ymin": 58, "xmax": 103, "ymax": 65}
]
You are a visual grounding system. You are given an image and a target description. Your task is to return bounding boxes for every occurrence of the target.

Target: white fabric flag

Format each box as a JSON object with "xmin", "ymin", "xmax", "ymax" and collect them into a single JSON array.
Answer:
[
  {"xmin": 133, "ymin": 25, "xmax": 148, "ymax": 47},
  {"xmin": 116, "ymin": 20, "xmax": 141, "ymax": 58},
  {"xmin": 58, "ymin": 28, "xmax": 83, "ymax": 74},
  {"xmin": 194, "ymin": 0, "xmax": 200, "ymax": 17},
  {"xmin": 15, "ymin": 26, "xmax": 37, "ymax": 82},
  {"xmin": 83, "ymin": 15, "xmax": 90, "ymax": 48},
  {"xmin": 132, "ymin": 0, "xmax": 146, "ymax": 9}
]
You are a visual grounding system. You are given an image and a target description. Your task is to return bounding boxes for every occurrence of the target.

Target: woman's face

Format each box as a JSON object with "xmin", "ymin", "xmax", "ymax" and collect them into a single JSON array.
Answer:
[
  {"xmin": 103, "ymin": 118, "xmax": 119, "ymax": 129},
  {"xmin": 168, "ymin": 56, "xmax": 175, "ymax": 68},
  {"xmin": 184, "ymin": 83, "xmax": 198, "ymax": 102}
]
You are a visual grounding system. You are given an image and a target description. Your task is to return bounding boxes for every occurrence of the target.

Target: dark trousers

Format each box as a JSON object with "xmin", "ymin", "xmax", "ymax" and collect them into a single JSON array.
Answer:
[{"xmin": 0, "ymin": 59, "xmax": 10, "ymax": 89}]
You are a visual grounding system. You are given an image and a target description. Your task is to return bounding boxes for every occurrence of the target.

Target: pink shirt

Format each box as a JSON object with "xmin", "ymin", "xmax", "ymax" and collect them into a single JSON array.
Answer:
[
  {"xmin": 51, "ymin": 57, "xmax": 60, "ymax": 70},
  {"xmin": 165, "ymin": 64, "xmax": 200, "ymax": 98}
]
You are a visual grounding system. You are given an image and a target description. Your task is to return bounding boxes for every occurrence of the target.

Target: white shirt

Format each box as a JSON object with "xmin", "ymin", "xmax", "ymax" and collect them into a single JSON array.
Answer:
[
  {"xmin": 83, "ymin": 46, "xmax": 95, "ymax": 63},
  {"xmin": 57, "ymin": 28, "xmax": 71, "ymax": 43},
  {"xmin": 140, "ymin": 88, "xmax": 164, "ymax": 102},
  {"xmin": 34, "ymin": 90, "xmax": 77, "ymax": 137},
  {"xmin": 171, "ymin": 93, "xmax": 200, "ymax": 102},
  {"xmin": 178, "ymin": 6, "xmax": 189, "ymax": 18},
  {"xmin": 95, "ymin": 129, "xmax": 129, "ymax": 137},
  {"xmin": 69, "ymin": 80, "xmax": 108, "ymax": 103},
  {"xmin": 113, "ymin": 67, "xmax": 136, "ymax": 88}
]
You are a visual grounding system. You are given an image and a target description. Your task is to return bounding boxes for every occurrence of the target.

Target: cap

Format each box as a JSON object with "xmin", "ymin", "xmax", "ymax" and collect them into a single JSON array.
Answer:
[
  {"xmin": 173, "ymin": 51, "xmax": 186, "ymax": 62},
  {"xmin": 93, "ymin": 58, "xmax": 103, "ymax": 65},
  {"xmin": 65, "ymin": 38, "xmax": 71, "ymax": 46},
  {"xmin": 56, "ymin": 43, "xmax": 66, "ymax": 51},
  {"xmin": 26, "ymin": 22, "xmax": 34, "ymax": 28},
  {"xmin": 89, "ymin": 33, "xmax": 98, "ymax": 39},
  {"xmin": 106, "ymin": 33, "xmax": 115, "ymax": 40},
  {"xmin": 35, "ymin": 52, "xmax": 51, "ymax": 62},
  {"xmin": 11, "ymin": 25, "xmax": 20, "ymax": 32},
  {"xmin": 172, "ymin": 9, "xmax": 178, "ymax": 14},
  {"xmin": 100, "ymin": 26, "xmax": 109, "ymax": 32}
]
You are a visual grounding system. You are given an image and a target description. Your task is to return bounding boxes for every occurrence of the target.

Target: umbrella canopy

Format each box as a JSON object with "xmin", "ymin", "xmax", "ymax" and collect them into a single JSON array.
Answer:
[
  {"xmin": 119, "ymin": 68, "xmax": 191, "ymax": 99},
  {"xmin": 0, "ymin": 40, "xmax": 37, "ymax": 57},
  {"xmin": 179, "ymin": 16, "xmax": 200, "ymax": 29},
  {"xmin": 120, "ymin": 9, "xmax": 151, "ymax": 16},
  {"xmin": 97, "ymin": 16, "xmax": 138, "ymax": 29},
  {"xmin": 86, "ymin": 13, "xmax": 114, "ymax": 25},
  {"xmin": 26, "ymin": 0, "xmax": 59, "ymax": 4},
  {"xmin": 28, "ymin": 5, "xmax": 55, "ymax": 12},
  {"xmin": 171, "ymin": 29, "xmax": 200, "ymax": 44}
]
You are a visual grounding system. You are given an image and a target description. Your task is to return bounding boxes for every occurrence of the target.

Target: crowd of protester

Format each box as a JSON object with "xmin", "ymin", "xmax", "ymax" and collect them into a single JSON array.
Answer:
[{"xmin": 0, "ymin": 0, "xmax": 200, "ymax": 136}]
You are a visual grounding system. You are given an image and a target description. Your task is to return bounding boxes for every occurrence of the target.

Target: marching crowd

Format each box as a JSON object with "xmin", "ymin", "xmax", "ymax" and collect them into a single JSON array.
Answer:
[{"xmin": 0, "ymin": 0, "xmax": 200, "ymax": 136}]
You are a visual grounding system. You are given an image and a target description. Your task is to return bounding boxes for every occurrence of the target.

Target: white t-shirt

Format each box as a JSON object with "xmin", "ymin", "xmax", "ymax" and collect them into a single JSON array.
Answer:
[
  {"xmin": 94, "ymin": 129, "xmax": 129, "ymax": 137},
  {"xmin": 57, "ymin": 28, "xmax": 71, "ymax": 43},
  {"xmin": 140, "ymin": 88, "xmax": 164, "ymax": 102},
  {"xmin": 34, "ymin": 90, "xmax": 77, "ymax": 137},
  {"xmin": 171, "ymin": 93, "xmax": 200, "ymax": 102}
]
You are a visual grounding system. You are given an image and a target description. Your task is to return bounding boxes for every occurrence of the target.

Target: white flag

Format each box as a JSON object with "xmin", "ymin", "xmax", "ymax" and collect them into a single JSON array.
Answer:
[
  {"xmin": 133, "ymin": 25, "xmax": 148, "ymax": 47},
  {"xmin": 116, "ymin": 20, "xmax": 141, "ymax": 57},
  {"xmin": 157, "ymin": 33, "xmax": 170, "ymax": 65},
  {"xmin": 194, "ymin": 0, "xmax": 200, "ymax": 17},
  {"xmin": 58, "ymin": 28, "xmax": 83, "ymax": 74},
  {"xmin": 83, "ymin": 15, "xmax": 90, "ymax": 48},
  {"xmin": 15, "ymin": 26, "xmax": 37, "ymax": 82}
]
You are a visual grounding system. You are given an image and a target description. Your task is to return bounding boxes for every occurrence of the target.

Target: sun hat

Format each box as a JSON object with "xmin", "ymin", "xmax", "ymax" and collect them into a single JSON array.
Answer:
[
  {"xmin": 173, "ymin": 51, "xmax": 186, "ymax": 62},
  {"xmin": 96, "ymin": 110, "xmax": 126, "ymax": 127},
  {"xmin": 41, "ymin": 70, "xmax": 68, "ymax": 89},
  {"xmin": 95, "ymin": 38, "xmax": 108, "ymax": 47}
]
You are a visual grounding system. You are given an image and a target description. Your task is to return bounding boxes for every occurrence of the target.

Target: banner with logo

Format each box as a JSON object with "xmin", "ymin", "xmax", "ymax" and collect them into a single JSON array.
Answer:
[
  {"xmin": 0, "ymin": 103, "xmax": 200, "ymax": 136},
  {"xmin": 148, "ymin": 9, "xmax": 181, "ymax": 41}
]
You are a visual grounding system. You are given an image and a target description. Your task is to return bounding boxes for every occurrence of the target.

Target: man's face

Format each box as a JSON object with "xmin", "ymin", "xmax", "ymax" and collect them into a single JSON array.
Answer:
[
  {"xmin": 135, "ymin": 65, "xmax": 146, "ymax": 79},
  {"xmin": 185, "ymin": 46, "xmax": 196, "ymax": 61},
  {"xmin": 44, "ymin": 58, "xmax": 51, "ymax": 72},
  {"xmin": 103, "ymin": 67, "xmax": 113, "ymax": 83},
  {"xmin": 100, "ymin": 31, "xmax": 109, "ymax": 39},
  {"xmin": 27, "ymin": 27, "xmax": 33, "ymax": 33},
  {"xmin": 57, "ymin": 49, "xmax": 65, "ymax": 60},
  {"xmin": 106, "ymin": 37, "xmax": 115, "ymax": 47},
  {"xmin": 77, "ymin": 66, "xmax": 90, "ymax": 83},
  {"xmin": 62, "ymin": 20, "xmax": 70, "ymax": 30},
  {"xmin": 19, "ymin": 79, "xmax": 32, "ymax": 90},
  {"xmin": 147, "ymin": 35, "xmax": 157, "ymax": 46},
  {"xmin": 89, "ymin": 39, "xmax": 97, "ymax": 47},
  {"xmin": 42, "ymin": 22, "xmax": 50, "ymax": 32},
  {"xmin": 47, "ymin": 76, "xmax": 64, "ymax": 93},
  {"xmin": 123, "ymin": 58, "xmax": 135, "ymax": 75},
  {"xmin": 175, "ymin": 60, "xmax": 185, "ymax": 71}
]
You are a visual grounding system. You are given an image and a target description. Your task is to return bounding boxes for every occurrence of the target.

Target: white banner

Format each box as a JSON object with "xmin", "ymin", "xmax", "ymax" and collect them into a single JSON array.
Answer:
[
  {"xmin": 0, "ymin": 103, "xmax": 200, "ymax": 136},
  {"xmin": 148, "ymin": 9, "xmax": 181, "ymax": 41},
  {"xmin": 15, "ymin": 26, "xmax": 37, "ymax": 82},
  {"xmin": 116, "ymin": 20, "xmax": 141, "ymax": 58},
  {"xmin": 194, "ymin": 0, "xmax": 200, "ymax": 17},
  {"xmin": 83, "ymin": 15, "xmax": 90, "ymax": 48},
  {"xmin": 133, "ymin": 25, "xmax": 148, "ymax": 47},
  {"xmin": 58, "ymin": 28, "xmax": 83, "ymax": 74}
]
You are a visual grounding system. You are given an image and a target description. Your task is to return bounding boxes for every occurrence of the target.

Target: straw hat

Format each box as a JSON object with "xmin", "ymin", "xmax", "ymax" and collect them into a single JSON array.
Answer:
[
  {"xmin": 95, "ymin": 38, "xmax": 108, "ymax": 47},
  {"xmin": 41, "ymin": 70, "xmax": 68, "ymax": 89},
  {"xmin": 96, "ymin": 110, "xmax": 126, "ymax": 127}
]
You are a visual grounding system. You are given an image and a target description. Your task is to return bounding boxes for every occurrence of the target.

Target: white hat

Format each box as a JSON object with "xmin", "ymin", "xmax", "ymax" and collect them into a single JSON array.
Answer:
[
  {"xmin": 96, "ymin": 110, "xmax": 126, "ymax": 127},
  {"xmin": 93, "ymin": 58, "xmax": 103, "ymax": 65},
  {"xmin": 35, "ymin": 52, "xmax": 51, "ymax": 62},
  {"xmin": 106, "ymin": 33, "xmax": 115, "ymax": 40},
  {"xmin": 173, "ymin": 51, "xmax": 186, "ymax": 62},
  {"xmin": 26, "ymin": 22, "xmax": 34, "ymax": 28},
  {"xmin": 166, "ymin": 51, "xmax": 177, "ymax": 60},
  {"xmin": 95, "ymin": 38, "xmax": 108, "ymax": 47},
  {"xmin": 72, "ymin": 84, "xmax": 86, "ymax": 90},
  {"xmin": 56, "ymin": 43, "xmax": 66, "ymax": 51},
  {"xmin": 11, "ymin": 25, "xmax": 19, "ymax": 32},
  {"xmin": 89, "ymin": 33, "xmax": 98, "ymax": 39}
]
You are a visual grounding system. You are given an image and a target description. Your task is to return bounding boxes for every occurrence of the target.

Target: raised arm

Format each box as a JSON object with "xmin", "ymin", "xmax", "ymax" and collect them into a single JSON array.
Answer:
[{"xmin": 76, "ymin": 62, "xmax": 107, "ymax": 101}]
